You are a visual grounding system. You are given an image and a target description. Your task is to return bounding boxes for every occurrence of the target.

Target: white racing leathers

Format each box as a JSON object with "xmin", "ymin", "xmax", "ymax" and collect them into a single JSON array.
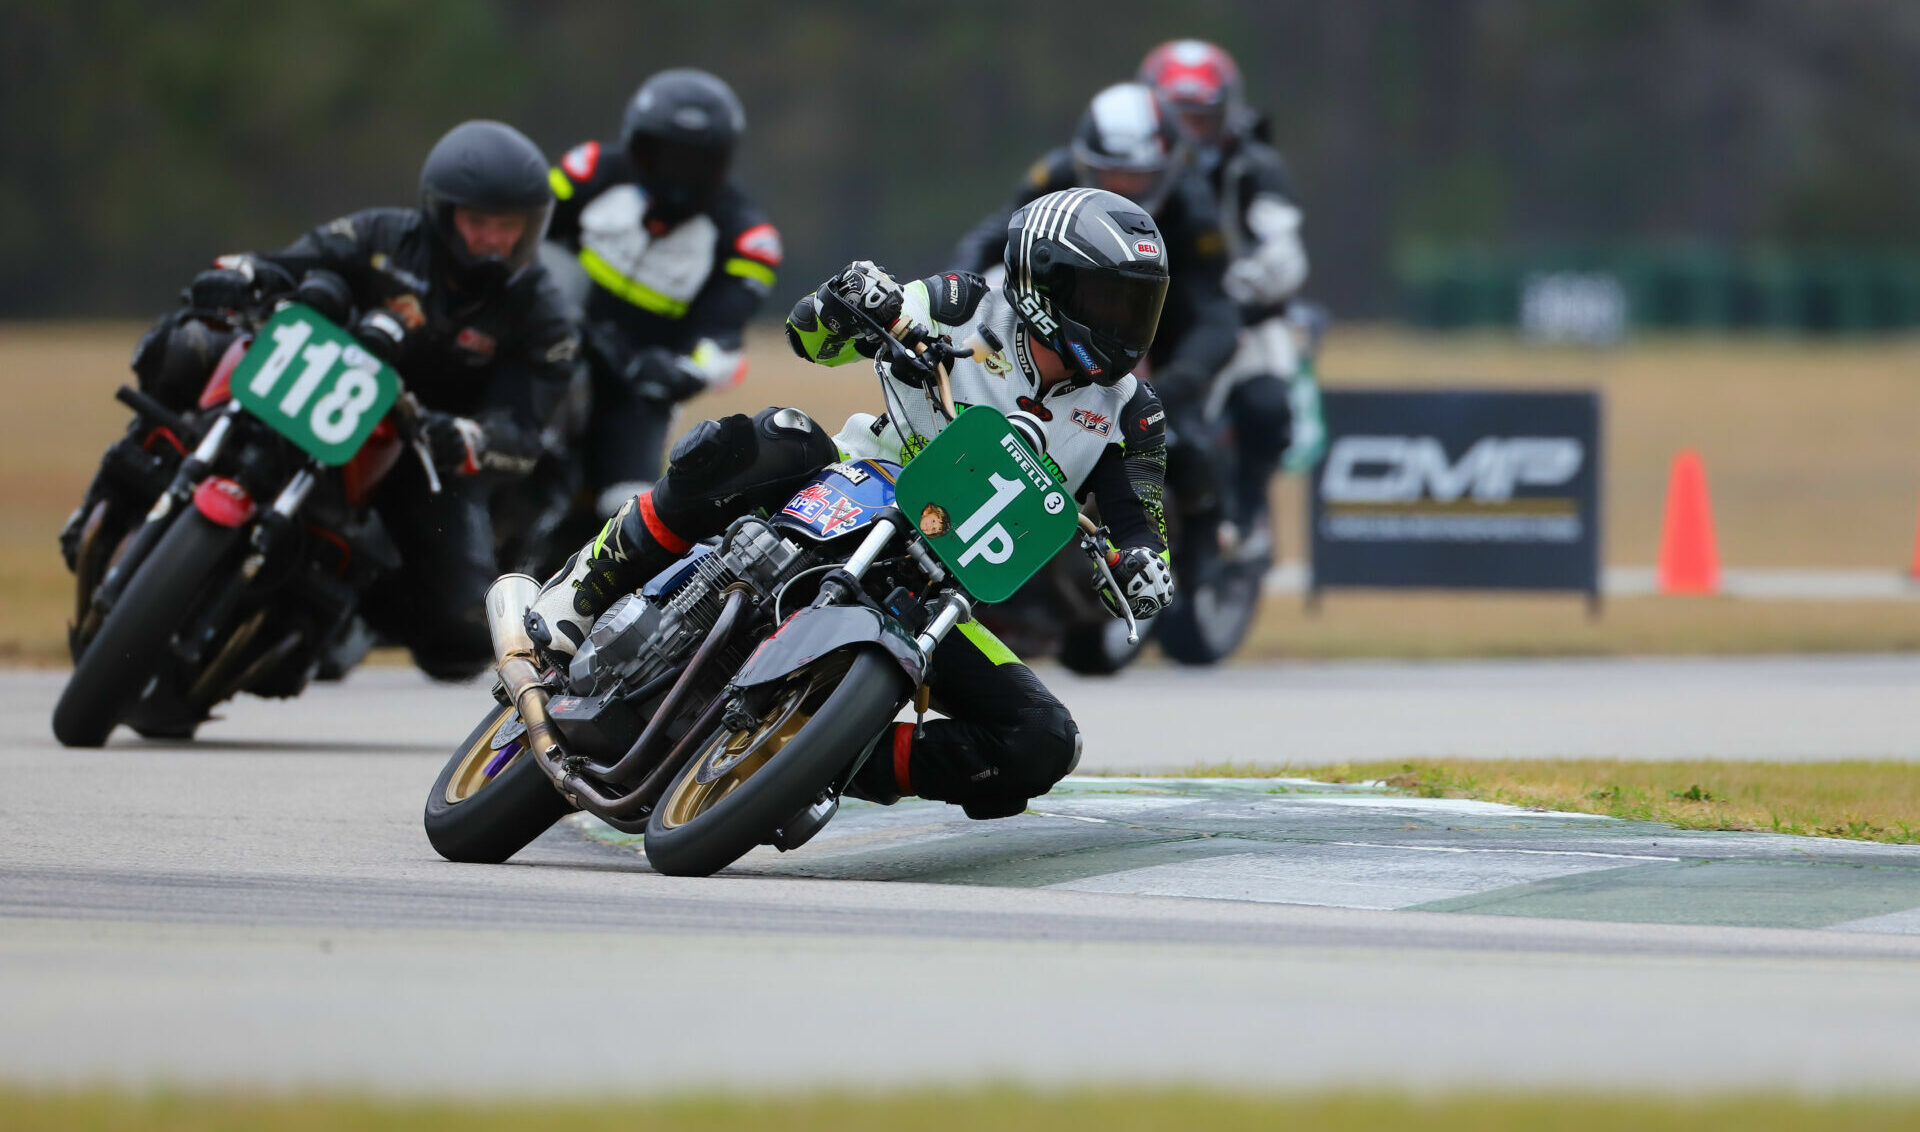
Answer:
[
  {"xmin": 788, "ymin": 268, "xmax": 1167, "ymax": 554},
  {"xmin": 1206, "ymin": 138, "xmax": 1323, "ymax": 473},
  {"xmin": 836, "ymin": 286, "xmax": 1140, "ymax": 496}
]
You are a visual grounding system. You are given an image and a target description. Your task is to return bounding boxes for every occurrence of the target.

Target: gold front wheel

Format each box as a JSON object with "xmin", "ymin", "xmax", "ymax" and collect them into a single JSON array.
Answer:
[{"xmin": 653, "ymin": 659, "xmax": 847, "ymax": 832}]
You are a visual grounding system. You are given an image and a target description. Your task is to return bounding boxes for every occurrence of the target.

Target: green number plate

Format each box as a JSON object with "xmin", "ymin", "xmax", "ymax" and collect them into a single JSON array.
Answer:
[
  {"xmin": 228, "ymin": 303, "xmax": 401, "ymax": 465},
  {"xmin": 893, "ymin": 406, "xmax": 1079, "ymax": 604}
]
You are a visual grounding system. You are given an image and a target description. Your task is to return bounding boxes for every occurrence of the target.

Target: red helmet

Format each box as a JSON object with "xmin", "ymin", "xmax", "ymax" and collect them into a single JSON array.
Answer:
[{"xmin": 1138, "ymin": 39, "xmax": 1245, "ymax": 149}]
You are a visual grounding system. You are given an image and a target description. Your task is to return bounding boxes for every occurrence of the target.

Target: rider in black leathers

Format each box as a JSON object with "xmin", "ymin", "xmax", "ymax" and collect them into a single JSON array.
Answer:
[
  {"xmin": 545, "ymin": 68, "xmax": 782, "ymax": 518},
  {"xmin": 62, "ymin": 120, "xmax": 580, "ymax": 680}
]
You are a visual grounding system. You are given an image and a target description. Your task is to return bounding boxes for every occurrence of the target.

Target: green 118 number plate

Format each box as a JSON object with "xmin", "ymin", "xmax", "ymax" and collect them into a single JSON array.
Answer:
[
  {"xmin": 893, "ymin": 406, "xmax": 1079, "ymax": 604},
  {"xmin": 228, "ymin": 303, "xmax": 401, "ymax": 465}
]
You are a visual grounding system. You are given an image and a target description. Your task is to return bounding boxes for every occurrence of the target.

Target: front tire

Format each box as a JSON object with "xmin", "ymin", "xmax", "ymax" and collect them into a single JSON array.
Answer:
[
  {"xmin": 425, "ymin": 703, "xmax": 576, "ymax": 864},
  {"xmin": 52, "ymin": 511, "xmax": 241, "ymax": 748},
  {"xmin": 643, "ymin": 648, "xmax": 911, "ymax": 878}
]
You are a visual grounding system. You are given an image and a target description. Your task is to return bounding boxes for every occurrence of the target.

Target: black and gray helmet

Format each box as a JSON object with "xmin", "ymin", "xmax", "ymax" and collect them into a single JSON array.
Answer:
[
  {"xmin": 1070, "ymin": 82, "xmax": 1188, "ymax": 215},
  {"xmin": 419, "ymin": 119, "xmax": 553, "ymax": 288},
  {"xmin": 621, "ymin": 68, "xmax": 745, "ymax": 222},
  {"xmin": 1003, "ymin": 188, "xmax": 1170, "ymax": 386}
]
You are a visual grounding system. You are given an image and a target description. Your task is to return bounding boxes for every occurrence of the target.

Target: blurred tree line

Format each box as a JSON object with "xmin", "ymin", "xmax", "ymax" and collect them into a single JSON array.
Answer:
[{"xmin": 4, "ymin": 0, "xmax": 1919, "ymax": 319}]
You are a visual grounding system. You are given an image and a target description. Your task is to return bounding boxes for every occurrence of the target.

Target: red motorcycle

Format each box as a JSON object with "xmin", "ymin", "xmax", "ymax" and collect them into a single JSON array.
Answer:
[{"xmin": 56, "ymin": 299, "xmax": 438, "ymax": 746}]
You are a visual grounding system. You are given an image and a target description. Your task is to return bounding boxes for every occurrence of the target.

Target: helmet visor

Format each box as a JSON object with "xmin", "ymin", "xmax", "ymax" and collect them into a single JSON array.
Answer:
[
  {"xmin": 1071, "ymin": 141, "xmax": 1181, "ymax": 214},
  {"xmin": 1056, "ymin": 263, "xmax": 1167, "ymax": 352},
  {"xmin": 1171, "ymin": 104, "xmax": 1227, "ymax": 146},
  {"xmin": 426, "ymin": 192, "xmax": 554, "ymax": 274},
  {"xmin": 632, "ymin": 135, "xmax": 731, "ymax": 206}
]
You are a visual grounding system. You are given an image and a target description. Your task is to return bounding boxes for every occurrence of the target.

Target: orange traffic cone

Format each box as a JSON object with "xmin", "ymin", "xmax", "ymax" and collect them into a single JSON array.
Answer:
[
  {"xmin": 1658, "ymin": 449, "xmax": 1719, "ymax": 594},
  {"xmin": 1909, "ymin": 493, "xmax": 1920, "ymax": 579}
]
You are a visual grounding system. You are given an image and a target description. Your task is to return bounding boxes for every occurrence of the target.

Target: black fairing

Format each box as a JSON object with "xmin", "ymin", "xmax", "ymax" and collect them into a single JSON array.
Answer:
[{"xmin": 731, "ymin": 604, "xmax": 927, "ymax": 690}]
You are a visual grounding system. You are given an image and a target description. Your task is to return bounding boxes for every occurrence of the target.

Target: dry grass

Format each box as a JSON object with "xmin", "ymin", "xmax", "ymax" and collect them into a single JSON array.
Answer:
[
  {"xmin": 1241, "ymin": 590, "xmax": 1920, "ymax": 658},
  {"xmin": 4, "ymin": 1087, "xmax": 1920, "ymax": 1132},
  {"xmin": 1182, "ymin": 758, "xmax": 1920, "ymax": 843},
  {"xmin": 5, "ymin": 322, "xmax": 1919, "ymax": 663}
]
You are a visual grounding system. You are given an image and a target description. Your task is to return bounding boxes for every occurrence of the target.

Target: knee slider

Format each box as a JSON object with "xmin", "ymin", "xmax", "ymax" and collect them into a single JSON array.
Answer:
[
  {"xmin": 137, "ymin": 317, "xmax": 234, "ymax": 409},
  {"xmin": 1003, "ymin": 703, "xmax": 1080, "ymax": 797},
  {"xmin": 754, "ymin": 406, "xmax": 836, "ymax": 466},
  {"xmin": 665, "ymin": 414, "xmax": 753, "ymax": 487}
]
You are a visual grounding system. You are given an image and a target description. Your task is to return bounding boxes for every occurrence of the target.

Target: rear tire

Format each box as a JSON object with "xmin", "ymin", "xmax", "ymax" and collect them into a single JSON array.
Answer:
[
  {"xmin": 1158, "ymin": 562, "xmax": 1264, "ymax": 666},
  {"xmin": 52, "ymin": 511, "xmax": 240, "ymax": 748},
  {"xmin": 425, "ymin": 703, "xmax": 576, "ymax": 864},
  {"xmin": 643, "ymin": 648, "xmax": 910, "ymax": 878}
]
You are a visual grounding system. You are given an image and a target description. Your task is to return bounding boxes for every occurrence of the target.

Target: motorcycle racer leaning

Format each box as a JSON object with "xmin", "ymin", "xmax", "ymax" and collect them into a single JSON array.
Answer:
[
  {"xmin": 62, "ymin": 120, "xmax": 580, "ymax": 681},
  {"xmin": 524, "ymin": 189, "xmax": 1173, "ymax": 820},
  {"xmin": 546, "ymin": 68, "xmax": 783, "ymax": 517},
  {"xmin": 1141, "ymin": 38, "xmax": 1325, "ymax": 527}
]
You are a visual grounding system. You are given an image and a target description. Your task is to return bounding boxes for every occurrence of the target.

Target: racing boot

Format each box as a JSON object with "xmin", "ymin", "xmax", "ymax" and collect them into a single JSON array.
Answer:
[
  {"xmin": 523, "ymin": 490, "xmax": 687, "ymax": 658},
  {"xmin": 843, "ymin": 722, "xmax": 914, "ymax": 806}
]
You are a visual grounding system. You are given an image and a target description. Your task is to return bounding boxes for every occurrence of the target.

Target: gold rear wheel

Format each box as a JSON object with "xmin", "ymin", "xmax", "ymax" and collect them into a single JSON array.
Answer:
[{"xmin": 442, "ymin": 706, "xmax": 525, "ymax": 805}]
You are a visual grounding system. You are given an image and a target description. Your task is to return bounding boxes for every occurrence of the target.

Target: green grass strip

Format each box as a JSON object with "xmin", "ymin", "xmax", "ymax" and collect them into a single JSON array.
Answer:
[
  {"xmin": 1177, "ymin": 758, "xmax": 1920, "ymax": 844},
  {"xmin": 7, "ymin": 1088, "xmax": 1920, "ymax": 1131}
]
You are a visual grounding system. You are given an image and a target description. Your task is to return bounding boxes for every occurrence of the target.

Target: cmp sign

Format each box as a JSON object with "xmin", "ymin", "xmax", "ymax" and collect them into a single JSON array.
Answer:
[{"xmin": 1308, "ymin": 389, "xmax": 1602, "ymax": 601}]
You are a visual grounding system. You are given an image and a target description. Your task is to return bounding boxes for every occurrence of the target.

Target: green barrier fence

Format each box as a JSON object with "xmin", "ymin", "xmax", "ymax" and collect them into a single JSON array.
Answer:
[{"xmin": 1398, "ymin": 243, "xmax": 1920, "ymax": 334}]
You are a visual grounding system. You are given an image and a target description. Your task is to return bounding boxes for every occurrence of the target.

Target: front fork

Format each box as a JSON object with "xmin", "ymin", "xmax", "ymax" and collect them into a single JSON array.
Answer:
[
  {"xmin": 810, "ymin": 511, "xmax": 976, "ymax": 656},
  {"xmin": 86, "ymin": 403, "xmax": 241, "ymax": 626}
]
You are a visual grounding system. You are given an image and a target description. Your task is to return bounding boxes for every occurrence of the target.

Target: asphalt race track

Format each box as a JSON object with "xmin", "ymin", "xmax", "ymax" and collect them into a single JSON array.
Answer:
[{"xmin": 4, "ymin": 659, "xmax": 1920, "ymax": 1093}]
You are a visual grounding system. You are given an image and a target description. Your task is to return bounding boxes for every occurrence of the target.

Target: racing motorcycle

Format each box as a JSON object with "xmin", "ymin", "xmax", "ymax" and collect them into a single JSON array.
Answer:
[
  {"xmin": 54, "ymin": 298, "xmax": 440, "ymax": 747},
  {"xmin": 425, "ymin": 323, "xmax": 1139, "ymax": 878}
]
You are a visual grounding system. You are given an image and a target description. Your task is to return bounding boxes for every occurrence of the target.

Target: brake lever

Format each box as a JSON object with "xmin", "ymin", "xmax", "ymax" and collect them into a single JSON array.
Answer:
[
  {"xmin": 1076, "ymin": 513, "xmax": 1139, "ymax": 644},
  {"xmin": 391, "ymin": 391, "xmax": 443, "ymax": 495}
]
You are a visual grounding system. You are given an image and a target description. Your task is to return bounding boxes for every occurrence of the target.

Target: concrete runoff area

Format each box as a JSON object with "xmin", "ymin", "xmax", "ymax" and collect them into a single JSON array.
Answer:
[{"xmin": 3, "ymin": 664, "xmax": 1920, "ymax": 1093}]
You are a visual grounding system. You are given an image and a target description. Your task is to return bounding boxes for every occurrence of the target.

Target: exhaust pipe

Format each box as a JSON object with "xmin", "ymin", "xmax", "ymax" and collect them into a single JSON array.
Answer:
[{"xmin": 485, "ymin": 574, "xmax": 570, "ymax": 782}]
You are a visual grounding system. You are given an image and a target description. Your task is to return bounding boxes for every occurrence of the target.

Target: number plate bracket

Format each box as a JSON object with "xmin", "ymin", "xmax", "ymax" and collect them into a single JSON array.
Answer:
[{"xmin": 893, "ymin": 406, "xmax": 1078, "ymax": 604}]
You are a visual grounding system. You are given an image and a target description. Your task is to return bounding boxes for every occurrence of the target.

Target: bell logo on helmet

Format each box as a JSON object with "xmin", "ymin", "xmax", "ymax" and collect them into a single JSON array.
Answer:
[
  {"xmin": 1067, "ymin": 341, "xmax": 1103, "ymax": 376},
  {"xmin": 1136, "ymin": 240, "xmax": 1160, "ymax": 257},
  {"xmin": 1014, "ymin": 290, "xmax": 1059, "ymax": 336}
]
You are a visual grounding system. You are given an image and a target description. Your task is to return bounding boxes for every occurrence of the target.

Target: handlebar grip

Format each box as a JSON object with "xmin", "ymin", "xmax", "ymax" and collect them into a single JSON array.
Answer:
[{"xmin": 115, "ymin": 385, "xmax": 197, "ymax": 442}]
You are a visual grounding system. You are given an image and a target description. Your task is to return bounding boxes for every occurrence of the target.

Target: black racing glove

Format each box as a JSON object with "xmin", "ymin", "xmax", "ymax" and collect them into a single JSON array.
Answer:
[
  {"xmin": 293, "ymin": 269, "xmax": 354, "ymax": 326},
  {"xmin": 185, "ymin": 257, "xmax": 294, "ymax": 314},
  {"xmin": 422, "ymin": 410, "xmax": 486, "ymax": 477},
  {"xmin": 1097, "ymin": 546, "xmax": 1176, "ymax": 620},
  {"xmin": 817, "ymin": 260, "xmax": 914, "ymax": 344},
  {"xmin": 186, "ymin": 268, "xmax": 256, "ymax": 313},
  {"xmin": 352, "ymin": 309, "xmax": 408, "ymax": 366},
  {"xmin": 623, "ymin": 346, "xmax": 708, "ymax": 404}
]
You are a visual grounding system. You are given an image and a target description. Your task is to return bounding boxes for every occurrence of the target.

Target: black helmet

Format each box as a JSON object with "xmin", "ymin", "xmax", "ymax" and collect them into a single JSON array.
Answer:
[
  {"xmin": 419, "ymin": 120, "xmax": 553, "ymax": 289},
  {"xmin": 1004, "ymin": 188, "xmax": 1170, "ymax": 386},
  {"xmin": 621, "ymin": 68, "xmax": 745, "ymax": 223},
  {"xmin": 1069, "ymin": 82, "xmax": 1189, "ymax": 215}
]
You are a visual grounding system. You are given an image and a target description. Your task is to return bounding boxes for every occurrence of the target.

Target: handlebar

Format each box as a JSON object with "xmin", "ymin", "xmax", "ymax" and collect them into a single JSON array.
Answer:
[
  {"xmin": 387, "ymin": 391, "xmax": 442, "ymax": 495},
  {"xmin": 828, "ymin": 282, "xmax": 978, "ymax": 424},
  {"xmin": 1072, "ymin": 512, "xmax": 1139, "ymax": 644}
]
